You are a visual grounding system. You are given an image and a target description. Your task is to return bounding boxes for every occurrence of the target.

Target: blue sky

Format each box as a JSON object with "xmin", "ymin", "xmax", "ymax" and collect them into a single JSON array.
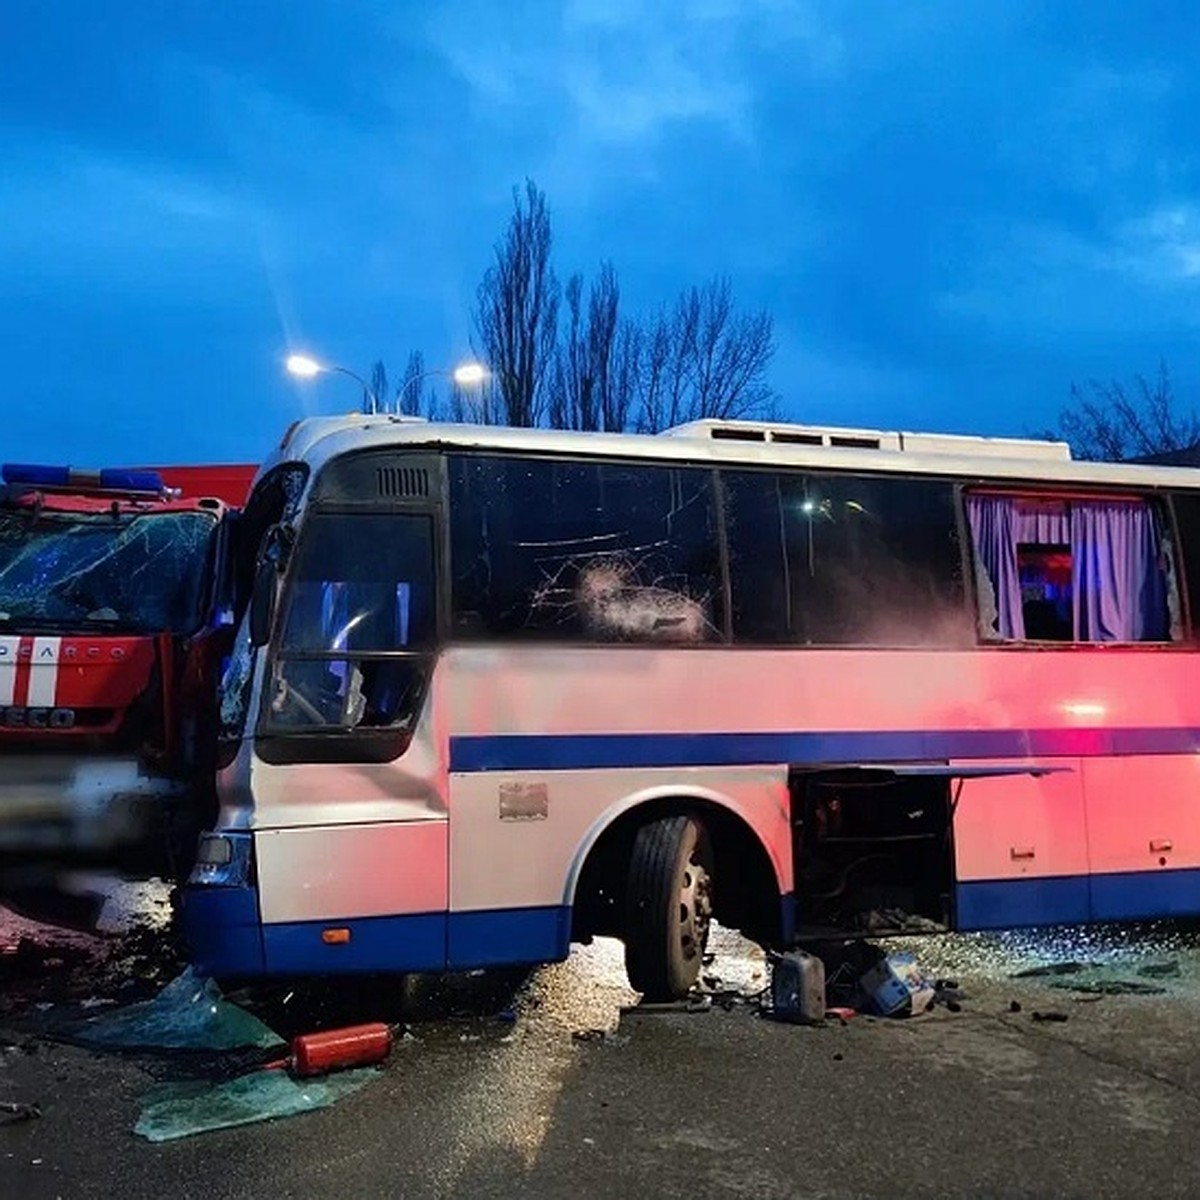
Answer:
[{"xmin": 3, "ymin": 0, "xmax": 1199, "ymax": 465}]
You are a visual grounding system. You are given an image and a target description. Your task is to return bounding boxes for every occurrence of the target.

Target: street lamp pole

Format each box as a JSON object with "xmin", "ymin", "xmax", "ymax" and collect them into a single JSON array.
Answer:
[
  {"xmin": 285, "ymin": 354, "xmax": 381, "ymax": 412},
  {"xmin": 287, "ymin": 353, "xmax": 488, "ymax": 416},
  {"xmin": 396, "ymin": 361, "xmax": 489, "ymax": 413}
]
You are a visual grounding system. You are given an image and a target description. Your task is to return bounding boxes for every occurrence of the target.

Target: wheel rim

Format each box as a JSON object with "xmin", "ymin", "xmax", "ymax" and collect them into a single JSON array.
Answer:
[{"xmin": 678, "ymin": 847, "xmax": 713, "ymax": 965}]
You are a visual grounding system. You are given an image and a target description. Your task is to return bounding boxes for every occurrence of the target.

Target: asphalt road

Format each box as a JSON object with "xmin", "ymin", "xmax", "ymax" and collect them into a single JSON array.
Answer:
[{"xmin": 4, "ymin": 916, "xmax": 1200, "ymax": 1199}]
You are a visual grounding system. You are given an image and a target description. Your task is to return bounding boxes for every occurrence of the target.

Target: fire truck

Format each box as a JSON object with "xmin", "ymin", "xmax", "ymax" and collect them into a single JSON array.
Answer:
[{"xmin": 0, "ymin": 462, "xmax": 256, "ymax": 901}]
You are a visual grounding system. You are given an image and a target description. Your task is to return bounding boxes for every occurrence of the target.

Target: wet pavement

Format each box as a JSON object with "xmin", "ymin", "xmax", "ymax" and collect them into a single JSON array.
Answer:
[{"xmin": 5, "ymin": 884, "xmax": 1200, "ymax": 1198}]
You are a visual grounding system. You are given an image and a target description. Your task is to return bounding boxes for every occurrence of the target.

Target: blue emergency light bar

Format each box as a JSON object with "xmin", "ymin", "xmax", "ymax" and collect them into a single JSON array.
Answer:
[{"xmin": 1, "ymin": 464, "xmax": 167, "ymax": 494}]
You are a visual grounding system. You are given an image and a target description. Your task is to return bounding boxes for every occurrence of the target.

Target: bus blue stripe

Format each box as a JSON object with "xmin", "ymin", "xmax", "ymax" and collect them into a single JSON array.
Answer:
[
  {"xmin": 449, "ymin": 727, "xmax": 1200, "ymax": 773},
  {"xmin": 185, "ymin": 897, "xmax": 572, "ymax": 978},
  {"xmin": 956, "ymin": 877, "xmax": 1091, "ymax": 929},
  {"xmin": 958, "ymin": 868, "xmax": 1200, "ymax": 928}
]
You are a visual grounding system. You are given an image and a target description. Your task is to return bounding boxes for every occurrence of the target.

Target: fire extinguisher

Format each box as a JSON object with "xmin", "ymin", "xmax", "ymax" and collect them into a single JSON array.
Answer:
[{"xmin": 264, "ymin": 1022, "xmax": 394, "ymax": 1078}]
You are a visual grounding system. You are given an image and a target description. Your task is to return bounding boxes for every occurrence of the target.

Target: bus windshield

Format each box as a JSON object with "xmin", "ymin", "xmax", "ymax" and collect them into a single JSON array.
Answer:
[
  {"xmin": 0, "ymin": 508, "xmax": 217, "ymax": 634},
  {"xmin": 268, "ymin": 511, "xmax": 435, "ymax": 730}
]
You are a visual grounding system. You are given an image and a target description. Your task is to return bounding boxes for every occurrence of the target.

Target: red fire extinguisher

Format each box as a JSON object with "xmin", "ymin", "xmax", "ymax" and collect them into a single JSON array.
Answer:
[{"xmin": 265, "ymin": 1022, "xmax": 394, "ymax": 1078}]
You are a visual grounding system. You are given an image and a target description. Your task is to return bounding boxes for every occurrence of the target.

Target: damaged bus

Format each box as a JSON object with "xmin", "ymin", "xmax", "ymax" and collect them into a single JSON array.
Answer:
[
  {"xmin": 0, "ymin": 462, "xmax": 253, "ymax": 897},
  {"xmin": 185, "ymin": 416, "xmax": 1200, "ymax": 998}
]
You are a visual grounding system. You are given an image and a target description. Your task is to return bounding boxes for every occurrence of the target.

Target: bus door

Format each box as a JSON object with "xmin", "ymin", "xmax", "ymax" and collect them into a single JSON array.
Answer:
[{"xmin": 251, "ymin": 497, "xmax": 450, "ymax": 976}]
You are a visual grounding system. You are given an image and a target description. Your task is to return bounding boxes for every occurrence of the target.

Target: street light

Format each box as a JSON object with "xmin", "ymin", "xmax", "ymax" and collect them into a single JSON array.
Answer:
[
  {"xmin": 396, "ymin": 360, "xmax": 489, "ymax": 414},
  {"xmin": 285, "ymin": 352, "xmax": 489, "ymax": 415},
  {"xmin": 451, "ymin": 361, "xmax": 488, "ymax": 387},
  {"xmin": 285, "ymin": 354, "xmax": 380, "ymax": 412}
]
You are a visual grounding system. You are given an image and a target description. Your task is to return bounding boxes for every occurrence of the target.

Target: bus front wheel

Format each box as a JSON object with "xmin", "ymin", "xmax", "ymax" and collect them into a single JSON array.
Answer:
[{"xmin": 624, "ymin": 814, "xmax": 714, "ymax": 1001}]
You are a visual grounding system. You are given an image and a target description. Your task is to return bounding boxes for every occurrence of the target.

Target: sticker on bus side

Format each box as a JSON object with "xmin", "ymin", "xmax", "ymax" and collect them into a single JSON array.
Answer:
[{"xmin": 498, "ymin": 782, "xmax": 549, "ymax": 821}]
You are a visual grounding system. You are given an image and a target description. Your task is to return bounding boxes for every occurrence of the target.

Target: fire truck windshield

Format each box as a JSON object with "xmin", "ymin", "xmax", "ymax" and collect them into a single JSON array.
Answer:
[{"xmin": 0, "ymin": 509, "xmax": 217, "ymax": 635}]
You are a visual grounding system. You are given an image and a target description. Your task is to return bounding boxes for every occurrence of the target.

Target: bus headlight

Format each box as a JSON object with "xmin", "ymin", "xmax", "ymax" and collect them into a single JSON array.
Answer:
[{"xmin": 189, "ymin": 831, "xmax": 253, "ymax": 887}]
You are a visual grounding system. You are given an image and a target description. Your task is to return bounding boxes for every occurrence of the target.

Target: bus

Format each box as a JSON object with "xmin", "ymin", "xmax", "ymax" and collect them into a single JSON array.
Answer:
[
  {"xmin": 183, "ymin": 415, "xmax": 1200, "ymax": 999},
  {"xmin": 0, "ymin": 462, "xmax": 254, "ymax": 899}
]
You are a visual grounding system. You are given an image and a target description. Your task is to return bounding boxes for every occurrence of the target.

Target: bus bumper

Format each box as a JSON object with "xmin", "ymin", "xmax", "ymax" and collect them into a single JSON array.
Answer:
[{"xmin": 181, "ymin": 883, "xmax": 266, "ymax": 977}]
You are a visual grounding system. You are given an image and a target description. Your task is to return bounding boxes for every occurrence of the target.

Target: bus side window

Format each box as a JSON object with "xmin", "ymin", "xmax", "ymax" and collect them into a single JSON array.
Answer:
[
  {"xmin": 448, "ymin": 455, "xmax": 723, "ymax": 644},
  {"xmin": 722, "ymin": 470, "xmax": 967, "ymax": 646},
  {"xmin": 965, "ymin": 493, "xmax": 1176, "ymax": 643},
  {"xmin": 1169, "ymin": 492, "xmax": 1200, "ymax": 640}
]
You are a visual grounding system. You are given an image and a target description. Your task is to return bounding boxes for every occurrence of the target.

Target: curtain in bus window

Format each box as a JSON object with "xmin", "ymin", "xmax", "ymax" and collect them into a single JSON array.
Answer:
[
  {"xmin": 448, "ymin": 456, "xmax": 722, "ymax": 643},
  {"xmin": 965, "ymin": 494, "xmax": 1170, "ymax": 642},
  {"xmin": 966, "ymin": 494, "xmax": 1031, "ymax": 640},
  {"xmin": 1072, "ymin": 502, "xmax": 1168, "ymax": 641}
]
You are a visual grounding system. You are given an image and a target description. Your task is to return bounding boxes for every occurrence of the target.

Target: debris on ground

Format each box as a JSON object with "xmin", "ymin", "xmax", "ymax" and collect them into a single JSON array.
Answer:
[
  {"xmin": 1009, "ymin": 955, "xmax": 1183, "ymax": 1000},
  {"xmin": 134, "ymin": 1066, "xmax": 378, "ymax": 1143},
  {"xmin": 1049, "ymin": 979, "xmax": 1167, "ymax": 997},
  {"xmin": 0, "ymin": 1100, "xmax": 41, "ymax": 1122},
  {"xmin": 1012, "ymin": 961, "xmax": 1093, "ymax": 979},
  {"xmin": 1031, "ymin": 1010, "xmax": 1070, "ymax": 1023},
  {"xmin": 769, "ymin": 950, "xmax": 826, "ymax": 1025},
  {"xmin": 762, "ymin": 943, "xmax": 964, "ymax": 1024},
  {"xmin": 273, "ymin": 1023, "xmax": 394, "ymax": 1077},
  {"xmin": 854, "ymin": 909, "xmax": 946, "ymax": 935},
  {"xmin": 62, "ymin": 967, "xmax": 282, "ymax": 1052},
  {"xmin": 10, "ymin": 962, "xmax": 390, "ymax": 1140},
  {"xmin": 1138, "ymin": 960, "xmax": 1181, "ymax": 979},
  {"xmin": 857, "ymin": 951, "xmax": 937, "ymax": 1017},
  {"xmin": 620, "ymin": 995, "xmax": 712, "ymax": 1016},
  {"xmin": 0, "ymin": 906, "xmax": 184, "ymax": 1024}
]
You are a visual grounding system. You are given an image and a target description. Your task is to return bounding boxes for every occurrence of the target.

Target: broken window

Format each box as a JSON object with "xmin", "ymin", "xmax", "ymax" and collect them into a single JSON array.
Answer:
[
  {"xmin": 1164, "ymin": 492, "xmax": 1200, "ymax": 640},
  {"xmin": 267, "ymin": 512, "xmax": 435, "ymax": 730},
  {"xmin": 965, "ymin": 493, "xmax": 1176, "ymax": 643},
  {"xmin": 0, "ymin": 509, "xmax": 217, "ymax": 635},
  {"xmin": 448, "ymin": 455, "xmax": 723, "ymax": 643},
  {"xmin": 723, "ymin": 470, "xmax": 967, "ymax": 645}
]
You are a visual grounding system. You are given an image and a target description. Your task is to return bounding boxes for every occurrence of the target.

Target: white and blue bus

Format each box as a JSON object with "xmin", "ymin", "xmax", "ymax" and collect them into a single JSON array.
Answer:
[{"xmin": 184, "ymin": 415, "xmax": 1200, "ymax": 999}]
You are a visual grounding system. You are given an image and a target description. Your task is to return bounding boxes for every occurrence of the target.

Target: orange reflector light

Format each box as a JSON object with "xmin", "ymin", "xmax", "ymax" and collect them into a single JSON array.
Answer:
[{"xmin": 321, "ymin": 928, "xmax": 351, "ymax": 945}]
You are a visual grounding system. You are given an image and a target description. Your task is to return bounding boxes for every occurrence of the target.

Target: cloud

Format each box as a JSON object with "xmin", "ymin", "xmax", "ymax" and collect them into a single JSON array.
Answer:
[
  {"xmin": 1114, "ymin": 205, "xmax": 1200, "ymax": 282},
  {"xmin": 0, "ymin": 137, "xmax": 261, "ymax": 296},
  {"xmin": 425, "ymin": 0, "xmax": 840, "ymax": 149}
]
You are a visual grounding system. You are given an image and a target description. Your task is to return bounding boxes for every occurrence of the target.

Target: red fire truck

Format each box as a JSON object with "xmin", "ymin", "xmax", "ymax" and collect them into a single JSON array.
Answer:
[{"xmin": 0, "ymin": 462, "xmax": 256, "ymax": 898}]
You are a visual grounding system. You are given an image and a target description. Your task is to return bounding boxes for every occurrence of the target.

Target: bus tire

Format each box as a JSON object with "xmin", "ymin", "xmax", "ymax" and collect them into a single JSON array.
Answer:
[{"xmin": 624, "ymin": 814, "xmax": 714, "ymax": 1001}]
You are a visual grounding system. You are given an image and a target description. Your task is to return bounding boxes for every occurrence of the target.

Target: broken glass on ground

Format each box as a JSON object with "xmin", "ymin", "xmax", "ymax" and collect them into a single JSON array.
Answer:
[
  {"xmin": 1012, "ymin": 958, "xmax": 1177, "ymax": 997},
  {"xmin": 45, "ymin": 967, "xmax": 385, "ymax": 1139},
  {"xmin": 63, "ymin": 967, "xmax": 282, "ymax": 1052},
  {"xmin": 134, "ymin": 1066, "xmax": 379, "ymax": 1142}
]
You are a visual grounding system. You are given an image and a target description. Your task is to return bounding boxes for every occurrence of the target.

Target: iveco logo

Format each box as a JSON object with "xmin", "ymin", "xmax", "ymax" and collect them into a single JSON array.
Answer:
[{"xmin": 0, "ymin": 707, "xmax": 76, "ymax": 728}]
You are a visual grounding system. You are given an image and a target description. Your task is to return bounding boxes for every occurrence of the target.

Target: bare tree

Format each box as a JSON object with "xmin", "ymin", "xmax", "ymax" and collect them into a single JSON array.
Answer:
[
  {"xmin": 549, "ymin": 262, "xmax": 624, "ymax": 431},
  {"xmin": 587, "ymin": 262, "xmax": 621, "ymax": 431},
  {"xmin": 473, "ymin": 179, "xmax": 560, "ymax": 427},
  {"xmin": 633, "ymin": 304, "xmax": 676, "ymax": 434},
  {"xmin": 605, "ymin": 316, "xmax": 640, "ymax": 433},
  {"xmin": 549, "ymin": 273, "xmax": 585, "ymax": 431},
  {"xmin": 448, "ymin": 377, "xmax": 499, "ymax": 425},
  {"xmin": 634, "ymin": 277, "xmax": 777, "ymax": 432},
  {"xmin": 1048, "ymin": 360, "xmax": 1200, "ymax": 461}
]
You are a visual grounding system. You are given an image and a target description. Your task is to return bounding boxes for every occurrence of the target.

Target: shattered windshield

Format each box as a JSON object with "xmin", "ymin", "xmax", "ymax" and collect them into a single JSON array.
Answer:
[{"xmin": 0, "ymin": 509, "xmax": 217, "ymax": 634}]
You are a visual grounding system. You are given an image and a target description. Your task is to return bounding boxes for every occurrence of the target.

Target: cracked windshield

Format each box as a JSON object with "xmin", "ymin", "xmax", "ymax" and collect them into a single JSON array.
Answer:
[
  {"xmin": 0, "ymin": 510, "xmax": 214, "ymax": 634},
  {"xmin": 6, "ymin": 5, "xmax": 1200, "ymax": 1200}
]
